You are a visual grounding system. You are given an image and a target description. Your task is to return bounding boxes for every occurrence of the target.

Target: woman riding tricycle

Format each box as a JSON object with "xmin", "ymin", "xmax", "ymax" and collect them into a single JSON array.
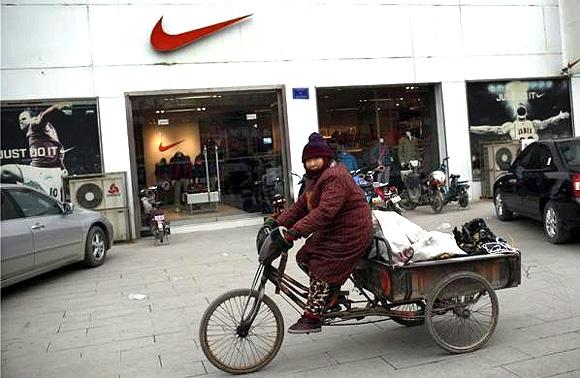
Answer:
[{"xmin": 198, "ymin": 133, "xmax": 521, "ymax": 374}]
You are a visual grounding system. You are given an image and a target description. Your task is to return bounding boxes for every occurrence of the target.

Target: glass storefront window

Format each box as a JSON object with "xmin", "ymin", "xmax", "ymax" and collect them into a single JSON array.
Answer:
[
  {"xmin": 129, "ymin": 89, "xmax": 286, "ymax": 231},
  {"xmin": 467, "ymin": 79, "xmax": 573, "ymax": 197},
  {"xmin": 317, "ymin": 85, "xmax": 439, "ymax": 188}
]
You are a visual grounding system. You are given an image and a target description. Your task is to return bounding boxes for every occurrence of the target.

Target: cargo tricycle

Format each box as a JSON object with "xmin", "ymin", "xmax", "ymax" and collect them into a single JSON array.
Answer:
[{"xmin": 199, "ymin": 233, "xmax": 521, "ymax": 374}]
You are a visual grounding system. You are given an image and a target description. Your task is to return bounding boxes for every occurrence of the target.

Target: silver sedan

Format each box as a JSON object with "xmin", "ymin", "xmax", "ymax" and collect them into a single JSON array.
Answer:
[{"xmin": 1, "ymin": 184, "xmax": 114, "ymax": 288}]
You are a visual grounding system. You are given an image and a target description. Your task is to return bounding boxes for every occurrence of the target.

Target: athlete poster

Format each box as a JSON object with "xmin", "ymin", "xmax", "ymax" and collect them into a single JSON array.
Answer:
[
  {"xmin": 467, "ymin": 79, "xmax": 573, "ymax": 179},
  {"xmin": 0, "ymin": 99, "xmax": 103, "ymax": 200}
]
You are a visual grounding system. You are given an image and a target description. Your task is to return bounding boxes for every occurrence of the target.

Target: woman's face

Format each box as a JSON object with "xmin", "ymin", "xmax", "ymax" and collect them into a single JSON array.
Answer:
[{"xmin": 304, "ymin": 157, "xmax": 324, "ymax": 173}]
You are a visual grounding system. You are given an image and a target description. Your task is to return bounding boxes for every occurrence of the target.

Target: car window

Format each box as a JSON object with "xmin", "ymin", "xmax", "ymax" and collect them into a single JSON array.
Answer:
[
  {"xmin": 8, "ymin": 189, "xmax": 62, "ymax": 218},
  {"xmin": 513, "ymin": 145, "xmax": 534, "ymax": 169},
  {"xmin": 527, "ymin": 145, "xmax": 553, "ymax": 170},
  {"xmin": 1, "ymin": 190, "xmax": 23, "ymax": 220},
  {"xmin": 557, "ymin": 140, "xmax": 580, "ymax": 168}
]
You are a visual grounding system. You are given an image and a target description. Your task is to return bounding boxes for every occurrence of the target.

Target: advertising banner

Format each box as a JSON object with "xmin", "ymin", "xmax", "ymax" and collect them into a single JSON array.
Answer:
[
  {"xmin": 467, "ymin": 79, "xmax": 573, "ymax": 179},
  {"xmin": 1, "ymin": 99, "xmax": 103, "ymax": 200}
]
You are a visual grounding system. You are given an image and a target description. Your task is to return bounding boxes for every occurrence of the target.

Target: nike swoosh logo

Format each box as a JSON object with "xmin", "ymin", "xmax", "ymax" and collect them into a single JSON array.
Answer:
[
  {"xmin": 536, "ymin": 93, "xmax": 546, "ymax": 98},
  {"xmin": 159, "ymin": 140, "xmax": 185, "ymax": 152},
  {"xmin": 150, "ymin": 14, "xmax": 252, "ymax": 52}
]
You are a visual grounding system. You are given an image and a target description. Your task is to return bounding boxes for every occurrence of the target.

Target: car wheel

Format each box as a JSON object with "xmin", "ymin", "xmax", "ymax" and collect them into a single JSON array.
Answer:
[
  {"xmin": 543, "ymin": 201, "xmax": 571, "ymax": 244},
  {"xmin": 83, "ymin": 226, "xmax": 107, "ymax": 267},
  {"xmin": 494, "ymin": 190, "xmax": 513, "ymax": 221}
]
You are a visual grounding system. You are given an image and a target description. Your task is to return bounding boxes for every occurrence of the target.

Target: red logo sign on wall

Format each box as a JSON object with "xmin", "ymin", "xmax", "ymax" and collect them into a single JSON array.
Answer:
[
  {"xmin": 150, "ymin": 14, "xmax": 252, "ymax": 52},
  {"xmin": 107, "ymin": 183, "xmax": 121, "ymax": 196},
  {"xmin": 159, "ymin": 139, "xmax": 185, "ymax": 152}
]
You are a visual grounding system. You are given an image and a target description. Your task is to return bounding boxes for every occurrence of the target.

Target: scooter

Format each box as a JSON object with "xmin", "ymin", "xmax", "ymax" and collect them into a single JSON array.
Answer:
[
  {"xmin": 140, "ymin": 186, "xmax": 171, "ymax": 245},
  {"xmin": 399, "ymin": 160, "xmax": 434, "ymax": 211},
  {"xmin": 352, "ymin": 166, "xmax": 403, "ymax": 214},
  {"xmin": 429, "ymin": 157, "xmax": 470, "ymax": 213}
]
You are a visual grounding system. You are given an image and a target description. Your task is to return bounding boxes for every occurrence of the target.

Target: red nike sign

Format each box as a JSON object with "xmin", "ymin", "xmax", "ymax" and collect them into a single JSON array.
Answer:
[
  {"xmin": 150, "ymin": 14, "xmax": 252, "ymax": 52},
  {"xmin": 159, "ymin": 140, "xmax": 185, "ymax": 152}
]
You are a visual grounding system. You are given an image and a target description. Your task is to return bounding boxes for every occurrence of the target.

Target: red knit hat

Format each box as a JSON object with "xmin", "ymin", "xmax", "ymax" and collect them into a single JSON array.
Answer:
[{"xmin": 302, "ymin": 132, "xmax": 334, "ymax": 162}]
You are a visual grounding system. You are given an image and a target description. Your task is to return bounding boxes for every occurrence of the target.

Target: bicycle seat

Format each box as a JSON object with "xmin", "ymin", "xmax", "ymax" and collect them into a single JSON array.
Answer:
[{"xmin": 450, "ymin": 174, "xmax": 460, "ymax": 179}]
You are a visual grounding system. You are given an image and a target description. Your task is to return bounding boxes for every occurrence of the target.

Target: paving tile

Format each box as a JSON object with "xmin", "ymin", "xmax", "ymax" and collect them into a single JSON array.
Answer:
[
  {"xmin": 299, "ymin": 357, "xmax": 395, "ymax": 378},
  {"xmin": 503, "ymin": 348, "xmax": 580, "ymax": 378},
  {"xmin": 511, "ymin": 331, "xmax": 580, "ymax": 358}
]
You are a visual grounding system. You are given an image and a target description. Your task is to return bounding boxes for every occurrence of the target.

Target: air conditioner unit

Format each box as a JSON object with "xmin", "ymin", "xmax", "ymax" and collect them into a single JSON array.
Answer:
[
  {"xmin": 68, "ymin": 172, "xmax": 130, "ymax": 241},
  {"xmin": 481, "ymin": 141, "xmax": 521, "ymax": 198}
]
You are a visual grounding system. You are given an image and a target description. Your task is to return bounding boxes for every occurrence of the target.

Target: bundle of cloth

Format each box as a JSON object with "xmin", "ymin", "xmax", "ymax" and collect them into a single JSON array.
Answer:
[{"xmin": 368, "ymin": 210, "xmax": 467, "ymax": 265}]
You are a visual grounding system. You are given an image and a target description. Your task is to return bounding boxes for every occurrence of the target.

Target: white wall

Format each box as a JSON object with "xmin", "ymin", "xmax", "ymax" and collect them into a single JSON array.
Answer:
[{"xmin": 1, "ymin": 0, "xmax": 567, "ymax": 235}]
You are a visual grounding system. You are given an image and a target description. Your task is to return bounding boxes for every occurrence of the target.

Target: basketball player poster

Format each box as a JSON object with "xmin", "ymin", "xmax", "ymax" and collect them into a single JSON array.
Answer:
[
  {"xmin": 0, "ymin": 99, "xmax": 103, "ymax": 201},
  {"xmin": 466, "ymin": 79, "xmax": 573, "ymax": 179}
]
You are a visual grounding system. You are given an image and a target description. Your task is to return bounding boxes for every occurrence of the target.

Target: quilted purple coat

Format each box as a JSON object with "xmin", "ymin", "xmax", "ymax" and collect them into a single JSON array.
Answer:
[{"xmin": 275, "ymin": 163, "xmax": 372, "ymax": 285}]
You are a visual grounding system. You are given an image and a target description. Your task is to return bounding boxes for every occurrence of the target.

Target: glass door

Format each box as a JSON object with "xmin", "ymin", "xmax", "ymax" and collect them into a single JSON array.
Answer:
[{"xmin": 130, "ymin": 89, "xmax": 286, "ymax": 233}]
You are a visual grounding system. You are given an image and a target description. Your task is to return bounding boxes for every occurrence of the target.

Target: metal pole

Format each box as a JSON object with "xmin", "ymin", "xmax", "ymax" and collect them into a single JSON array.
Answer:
[
  {"xmin": 204, "ymin": 145, "xmax": 211, "ymax": 203},
  {"xmin": 215, "ymin": 145, "xmax": 221, "ymax": 203}
]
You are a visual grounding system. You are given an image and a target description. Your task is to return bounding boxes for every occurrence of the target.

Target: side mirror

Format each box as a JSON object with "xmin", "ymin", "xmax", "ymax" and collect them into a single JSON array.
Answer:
[{"xmin": 63, "ymin": 202, "xmax": 74, "ymax": 215}]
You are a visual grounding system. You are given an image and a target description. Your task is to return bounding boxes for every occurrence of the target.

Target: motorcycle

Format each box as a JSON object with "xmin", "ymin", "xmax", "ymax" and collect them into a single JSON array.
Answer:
[
  {"xmin": 352, "ymin": 166, "xmax": 403, "ymax": 214},
  {"xmin": 140, "ymin": 186, "xmax": 171, "ymax": 245},
  {"xmin": 399, "ymin": 160, "xmax": 434, "ymax": 211},
  {"xmin": 429, "ymin": 157, "xmax": 470, "ymax": 213}
]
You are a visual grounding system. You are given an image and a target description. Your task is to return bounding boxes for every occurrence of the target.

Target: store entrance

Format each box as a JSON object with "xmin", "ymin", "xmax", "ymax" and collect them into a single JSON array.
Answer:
[{"xmin": 129, "ymin": 89, "xmax": 287, "ymax": 234}]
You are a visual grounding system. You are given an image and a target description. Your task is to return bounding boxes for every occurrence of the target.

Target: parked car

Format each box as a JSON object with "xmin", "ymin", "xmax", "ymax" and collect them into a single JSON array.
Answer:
[
  {"xmin": 1, "ymin": 184, "xmax": 114, "ymax": 288},
  {"xmin": 493, "ymin": 138, "xmax": 580, "ymax": 244}
]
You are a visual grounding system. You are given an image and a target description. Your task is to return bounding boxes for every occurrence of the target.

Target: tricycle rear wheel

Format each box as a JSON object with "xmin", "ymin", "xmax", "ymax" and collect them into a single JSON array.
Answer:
[
  {"xmin": 426, "ymin": 272, "xmax": 498, "ymax": 354},
  {"xmin": 389, "ymin": 301, "xmax": 425, "ymax": 327},
  {"xmin": 199, "ymin": 289, "xmax": 284, "ymax": 374}
]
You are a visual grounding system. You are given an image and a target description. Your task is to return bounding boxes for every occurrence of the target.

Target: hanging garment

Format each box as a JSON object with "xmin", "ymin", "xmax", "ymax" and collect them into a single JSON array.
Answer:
[{"xmin": 337, "ymin": 151, "xmax": 358, "ymax": 172}]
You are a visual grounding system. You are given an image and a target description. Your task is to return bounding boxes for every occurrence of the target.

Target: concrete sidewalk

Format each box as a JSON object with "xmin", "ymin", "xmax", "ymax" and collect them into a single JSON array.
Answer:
[{"xmin": 2, "ymin": 200, "xmax": 580, "ymax": 377}]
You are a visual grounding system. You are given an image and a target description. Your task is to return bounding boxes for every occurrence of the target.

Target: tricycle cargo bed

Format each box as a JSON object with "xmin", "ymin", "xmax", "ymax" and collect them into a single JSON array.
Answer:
[{"xmin": 353, "ymin": 252, "xmax": 521, "ymax": 303}]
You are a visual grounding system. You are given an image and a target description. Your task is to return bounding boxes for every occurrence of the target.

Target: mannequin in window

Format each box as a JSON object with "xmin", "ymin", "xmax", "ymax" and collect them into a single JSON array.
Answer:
[
  {"xmin": 170, "ymin": 151, "xmax": 192, "ymax": 212},
  {"xmin": 155, "ymin": 157, "xmax": 171, "ymax": 183},
  {"xmin": 370, "ymin": 137, "xmax": 395, "ymax": 183},
  {"xmin": 398, "ymin": 130, "xmax": 420, "ymax": 168}
]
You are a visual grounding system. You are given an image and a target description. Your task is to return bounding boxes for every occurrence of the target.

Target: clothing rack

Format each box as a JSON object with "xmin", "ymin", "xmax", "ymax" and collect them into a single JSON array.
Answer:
[{"xmin": 183, "ymin": 145, "xmax": 221, "ymax": 213}]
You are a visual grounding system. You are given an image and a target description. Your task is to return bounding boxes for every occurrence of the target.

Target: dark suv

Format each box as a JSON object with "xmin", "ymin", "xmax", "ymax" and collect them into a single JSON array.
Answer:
[{"xmin": 493, "ymin": 138, "xmax": 580, "ymax": 243}]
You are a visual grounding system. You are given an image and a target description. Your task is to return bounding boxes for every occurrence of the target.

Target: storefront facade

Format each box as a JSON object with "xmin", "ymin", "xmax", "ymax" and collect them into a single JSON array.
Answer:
[{"xmin": 2, "ymin": 1, "xmax": 579, "ymax": 238}]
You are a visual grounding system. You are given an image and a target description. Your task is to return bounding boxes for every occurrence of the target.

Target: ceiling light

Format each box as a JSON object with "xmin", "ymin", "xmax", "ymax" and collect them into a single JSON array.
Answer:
[
  {"xmin": 399, "ymin": 97, "xmax": 404, "ymax": 101},
  {"xmin": 177, "ymin": 95, "xmax": 215, "ymax": 100},
  {"xmin": 330, "ymin": 107, "xmax": 359, "ymax": 112},
  {"xmin": 165, "ymin": 108, "xmax": 200, "ymax": 113}
]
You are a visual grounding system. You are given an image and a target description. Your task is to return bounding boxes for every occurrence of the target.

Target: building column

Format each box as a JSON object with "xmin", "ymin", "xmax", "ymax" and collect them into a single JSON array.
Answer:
[
  {"xmin": 440, "ymin": 81, "xmax": 478, "ymax": 199},
  {"xmin": 99, "ymin": 96, "xmax": 136, "ymax": 239},
  {"xmin": 284, "ymin": 85, "xmax": 319, "ymax": 199}
]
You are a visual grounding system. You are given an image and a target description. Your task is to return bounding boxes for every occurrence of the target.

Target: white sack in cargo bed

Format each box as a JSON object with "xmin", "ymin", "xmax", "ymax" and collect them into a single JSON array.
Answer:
[{"xmin": 372, "ymin": 210, "xmax": 466, "ymax": 263}]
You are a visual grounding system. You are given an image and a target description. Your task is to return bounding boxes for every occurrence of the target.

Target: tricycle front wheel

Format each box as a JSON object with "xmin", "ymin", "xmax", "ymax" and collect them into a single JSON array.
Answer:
[
  {"xmin": 199, "ymin": 289, "xmax": 284, "ymax": 374},
  {"xmin": 426, "ymin": 272, "xmax": 498, "ymax": 354}
]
